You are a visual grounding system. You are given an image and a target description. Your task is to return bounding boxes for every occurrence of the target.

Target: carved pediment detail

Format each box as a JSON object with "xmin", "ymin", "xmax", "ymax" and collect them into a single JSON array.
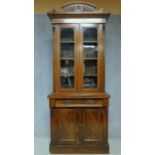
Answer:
[{"xmin": 60, "ymin": 1, "xmax": 105, "ymax": 13}]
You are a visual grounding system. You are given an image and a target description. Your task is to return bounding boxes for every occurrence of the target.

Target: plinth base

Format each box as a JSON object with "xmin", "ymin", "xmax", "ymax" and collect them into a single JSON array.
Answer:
[{"xmin": 49, "ymin": 143, "xmax": 109, "ymax": 154}]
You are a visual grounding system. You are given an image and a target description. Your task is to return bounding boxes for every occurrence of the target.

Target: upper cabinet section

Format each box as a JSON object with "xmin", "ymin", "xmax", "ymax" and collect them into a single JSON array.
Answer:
[
  {"xmin": 53, "ymin": 24, "xmax": 105, "ymax": 93},
  {"xmin": 47, "ymin": 2, "xmax": 110, "ymax": 94}
]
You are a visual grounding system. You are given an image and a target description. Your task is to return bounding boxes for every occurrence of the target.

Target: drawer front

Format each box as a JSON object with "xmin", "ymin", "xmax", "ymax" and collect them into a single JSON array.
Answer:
[
  {"xmin": 55, "ymin": 99, "xmax": 79, "ymax": 107},
  {"xmin": 56, "ymin": 99, "xmax": 77, "ymax": 104},
  {"xmin": 80, "ymin": 99, "xmax": 102, "ymax": 104},
  {"xmin": 50, "ymin": 99, "xmax": 109, "ymax": 107}
]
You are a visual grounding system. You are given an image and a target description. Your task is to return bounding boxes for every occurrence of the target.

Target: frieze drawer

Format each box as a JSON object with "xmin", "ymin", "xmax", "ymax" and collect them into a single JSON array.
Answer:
[{"xmin": 50, "ymin": 99, "xmax": 109, "ymax": 107}]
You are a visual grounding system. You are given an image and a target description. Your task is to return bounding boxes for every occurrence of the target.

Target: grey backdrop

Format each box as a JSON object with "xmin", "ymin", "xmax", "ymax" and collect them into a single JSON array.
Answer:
[{"xmin": 34, "ymin": 14, "xmax": 121, "ymax": 139}]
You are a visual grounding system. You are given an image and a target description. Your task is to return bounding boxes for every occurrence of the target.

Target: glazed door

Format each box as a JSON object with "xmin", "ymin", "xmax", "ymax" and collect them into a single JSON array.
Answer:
[
  {"xmin": 81, "ymin": 108, "xmax": 108, "ymax": 144},
  {"xmin": 54, "ymin": 24, "xmax": 104, "ymax": 93},
  {"xmin": 54, "ymin": 24, "xmax": 79, "ymax": 93},
  {"xmin": 51, "ymin": 108, "xmax": 81, "ymax": 144},
  {"xmin": 79, "ymin": 24, "xmax": 105, "ymax": 93}
]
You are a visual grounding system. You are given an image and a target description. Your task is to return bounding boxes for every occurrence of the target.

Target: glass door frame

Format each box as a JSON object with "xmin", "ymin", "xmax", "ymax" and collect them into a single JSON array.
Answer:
[
  {"xmin": 54, "ymin": 24, "xmax": 79, "ymax": 93},
  {"xmin": 79, "ymin": 24, "xmax": 105, "ymax": 93}
]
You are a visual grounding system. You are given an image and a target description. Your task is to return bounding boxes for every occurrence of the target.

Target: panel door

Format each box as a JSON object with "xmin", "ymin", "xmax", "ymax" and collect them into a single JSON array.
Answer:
[
  {"xmin": 54, "ymin": 24, "xmax": 79, "ymax": 93},
  {"xmin": 81, "ymin": 108, "xmax": 108, "ymax": 144},
  {"xmin": 79, "ymin": 24, "xmax": 105, "ymax": 93},
  {"xmin": 51, "ymin": 108, "xmax": 80, "ymax": 145}
]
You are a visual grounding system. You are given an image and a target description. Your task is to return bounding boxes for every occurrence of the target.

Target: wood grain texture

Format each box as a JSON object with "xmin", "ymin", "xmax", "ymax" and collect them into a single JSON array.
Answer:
[
  {"xmin": 51, "ymin": 108, "xmax": 81, "ymax": 145},
  {"xmin": 82, "ymin": 108, "xmax": 108, "ymax": 144},
  {"xmin": 50, "ymin": 108, "xmax": 109, "ymax": 152},
  {"xmin": 47, "ymin": 12, "xmax": 110, "ymax": 19}
]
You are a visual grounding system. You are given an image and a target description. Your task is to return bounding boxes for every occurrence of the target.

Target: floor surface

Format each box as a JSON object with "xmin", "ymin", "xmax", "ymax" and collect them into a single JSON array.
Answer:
[{"xmin": 34, "ymin": 137, "xmax": 121, "ymax": 155}]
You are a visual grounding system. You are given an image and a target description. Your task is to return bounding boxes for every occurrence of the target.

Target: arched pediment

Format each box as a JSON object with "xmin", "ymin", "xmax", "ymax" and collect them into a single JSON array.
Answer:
[
  {"xmin": 47, "ymin": 1, "xmax": 110, "ymax": 20},
  {"xmin": 61, "ymin": 1, "xmax": 97, "ymax": 13}
]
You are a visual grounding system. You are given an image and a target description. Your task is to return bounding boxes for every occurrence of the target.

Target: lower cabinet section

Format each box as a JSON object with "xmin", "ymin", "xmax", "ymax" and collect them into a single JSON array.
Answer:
[{"xmin": 50, "ymin": 107, "xmax": 109, "ymax": 153}]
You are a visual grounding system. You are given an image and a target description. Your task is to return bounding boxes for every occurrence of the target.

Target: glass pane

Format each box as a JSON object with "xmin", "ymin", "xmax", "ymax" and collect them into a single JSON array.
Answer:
[
  {"xmin": 84, "ymin": 28, "xmax": 97, "ymax": 42},
  {"xmin": 61, "ymin": 28, "xmax": 74, "ymax": 42},
  {"xmin": 61, "ymin": 43, "xmax": 74, "ymax": 58},
  {"xmin": 61, "ymin": 60, "xmax": 74, "ymax": 76},
  {"xmin": 61, "ymin": 76, "xmax": 74, "ymax": 88},
  {"xmin": 83, "ymin": 27, "xmax": 98, "ymax": 89},
  {"xmin": 84, "ymin": 60, "xmax": 97, "ymax": 75},
  {"xmin": 84, "ymin": 43, "xmax": 97, "ymax": 58},
  {"xmin": 84, "ymin": 76, "xmax": 97, "ymax": 89},
  {"xmin": 60, "ymin": 28, "xmax": 74, "ymax": 89},
  {"xmin": 60, "ymin": 60, "xmax": 74, "ymax": 88}
]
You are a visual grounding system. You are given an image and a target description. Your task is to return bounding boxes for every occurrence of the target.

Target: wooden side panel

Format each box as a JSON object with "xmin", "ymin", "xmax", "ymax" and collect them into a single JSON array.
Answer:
[
  {"xmin": 82, "ymin": 108, "xmax": 108, "ymax": 144},
  {"xmin": 51, "ymin": 108, "xmax": 80, "ymax": 145}
]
